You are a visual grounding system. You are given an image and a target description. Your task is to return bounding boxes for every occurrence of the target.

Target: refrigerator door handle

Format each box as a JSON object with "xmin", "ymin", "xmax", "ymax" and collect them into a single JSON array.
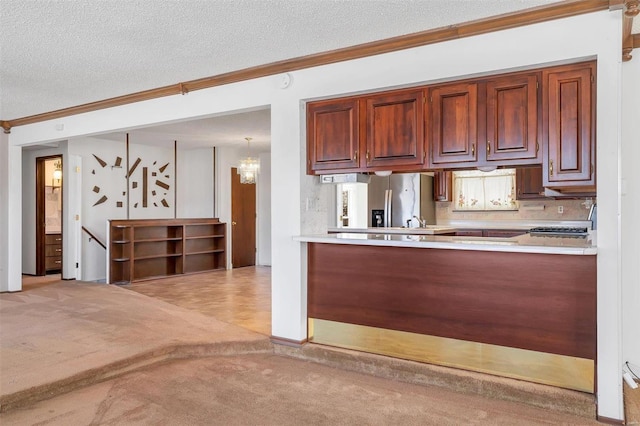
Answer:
[{"xmin": 384, "ymin": 189, "xmax": 392, "ymax": 227}]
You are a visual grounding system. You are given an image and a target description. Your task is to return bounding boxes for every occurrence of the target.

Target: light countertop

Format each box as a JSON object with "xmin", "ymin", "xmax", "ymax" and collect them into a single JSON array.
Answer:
[
  {"xmin": 327, "ymin": 226, "xmax": 456, "ymax": 235},
  {"xmin": 294, "ymin": 231, "xmax": 597, "ymax": 255}
]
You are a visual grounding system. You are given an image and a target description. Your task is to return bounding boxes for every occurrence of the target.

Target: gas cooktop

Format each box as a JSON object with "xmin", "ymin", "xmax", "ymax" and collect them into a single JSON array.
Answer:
[{"xmin": 528, "ymin": 227, "xmax": 589, "ymax": 237}]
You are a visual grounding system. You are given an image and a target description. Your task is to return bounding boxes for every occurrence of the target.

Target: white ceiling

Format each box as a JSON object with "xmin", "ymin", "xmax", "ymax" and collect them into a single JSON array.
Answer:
[{"xmin": 1, "ymin": 0, "xmax": 637, "ymax": 150}]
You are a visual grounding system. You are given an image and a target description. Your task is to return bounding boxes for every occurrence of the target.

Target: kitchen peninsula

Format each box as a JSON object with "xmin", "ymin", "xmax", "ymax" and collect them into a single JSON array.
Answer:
[{"xmin": 295, "ymin": 231, "xmax": 596, "ymax": 393}]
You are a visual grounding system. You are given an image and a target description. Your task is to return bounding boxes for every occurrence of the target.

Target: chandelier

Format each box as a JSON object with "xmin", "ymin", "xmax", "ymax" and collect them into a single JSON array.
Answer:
[{"xmin": 238, "ymin": 137, "xmax": 260, "ymax": 184}]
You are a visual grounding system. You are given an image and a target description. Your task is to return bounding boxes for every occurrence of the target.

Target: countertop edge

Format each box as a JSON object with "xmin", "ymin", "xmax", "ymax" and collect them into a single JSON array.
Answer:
[{"xmin": 294, "ymin": 234, "xmax": 597, "ymax": 256}]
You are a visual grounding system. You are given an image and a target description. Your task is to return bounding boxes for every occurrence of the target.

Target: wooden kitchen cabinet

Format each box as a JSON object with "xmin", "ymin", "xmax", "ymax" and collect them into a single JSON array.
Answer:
[
  {"xmin": 542, "ymin": 62, "xmax": 596, "ymax": 192},
  {"xmin": 433, "ymin": 171, "xmax": 452, "ymax": 202},
  {"xmin": 485, "ymin": 73, "xmax": 540, "ymax": 164},
  {"xmin": 516, "ymin": 166, "xmax": 546, "ymax": 199},
  {"xmin": 307, "ymin": 98, "xmax": 360, "ymax": 174},
  {"xmin": 428, "ymin": 81, "xmax": 478, "ymax": 166},
  {"xmin": 365, "ymin": 89, "xmax": 425, "ymax": 169}
]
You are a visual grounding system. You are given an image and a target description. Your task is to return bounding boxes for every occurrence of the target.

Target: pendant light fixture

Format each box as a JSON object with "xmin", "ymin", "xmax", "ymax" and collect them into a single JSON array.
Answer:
[{"xmin": 238, "ymin": 137, "xmax": 260, "ymax": 184}]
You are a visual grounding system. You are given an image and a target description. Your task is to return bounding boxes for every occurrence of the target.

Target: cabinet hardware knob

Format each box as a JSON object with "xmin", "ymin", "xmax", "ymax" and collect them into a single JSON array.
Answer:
[
  {"xmin": 353, "ymin": 151, "xmax": 358, "ymax": 162},
  {"xmin": 56, "ymin": 249, "xmax": 62, "ymax": 252},
  {"xmin": 366, "ymin": 151, "xmax": 370, "ymax": 161},
  {"xmin": 232, "ymin": 221, "xmax": 237, "ymax": 226},
  {"xmin": 549, "ymin": 160, "xmax": 554, "ymax": 176},
  {"xmin": 471, "ymin": 144, "xmax": 475, "ymax": 156},
  {"xmin": 487, "ymin": 141, "xmax": 491, "ymax": 155}
]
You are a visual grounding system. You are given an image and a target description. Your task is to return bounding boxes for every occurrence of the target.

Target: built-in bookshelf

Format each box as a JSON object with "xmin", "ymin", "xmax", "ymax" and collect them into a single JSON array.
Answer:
[{"xmin": 108, "ymin": 218, "xmax": 226, "ymax": 284}]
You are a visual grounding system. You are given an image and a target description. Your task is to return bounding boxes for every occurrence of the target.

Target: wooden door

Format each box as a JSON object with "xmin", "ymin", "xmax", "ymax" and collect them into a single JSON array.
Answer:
[
  {"xmin": 307, "ymin": 98, "xmax": 360, "ymax": 173},
  {"xmin": 428, "ymin": 82, "xmax": 478, "ymax": 166},
  {"xmin": 543, "ymin": 62, "xmax": 595, "ymax": 188},
  {"xmin": 231, "ymin": 167, "xmax": 256, "ymax": 268},
  {"xmin": 516, "ymin": 166, "xmax": 546, "ymax": 199},
  {"xmin": 365, "ymin": 89, "xmax": 425, "ymax": 169},
  {"xmin": 485, "ymin": 73, "xmax": 540, "ymax": 163},
  {"xmin": 433, "ymin": 171, "xmax": 452, "ymax": 202}
]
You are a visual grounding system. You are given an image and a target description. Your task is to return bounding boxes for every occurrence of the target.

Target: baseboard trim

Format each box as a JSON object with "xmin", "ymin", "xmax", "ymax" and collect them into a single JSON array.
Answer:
[
  {"xmin": 270, "ymin": 336, "xmax": 308, "ymax": 348},
  {"xmin": 596, "ymin": 415, "xmax": 624, "ymax": 425}
]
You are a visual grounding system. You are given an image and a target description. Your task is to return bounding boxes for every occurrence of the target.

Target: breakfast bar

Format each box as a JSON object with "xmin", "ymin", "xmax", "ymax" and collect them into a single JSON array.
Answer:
[{"xmin": 295, "ymin": 232, "xmax": 597, "ymax": 393}]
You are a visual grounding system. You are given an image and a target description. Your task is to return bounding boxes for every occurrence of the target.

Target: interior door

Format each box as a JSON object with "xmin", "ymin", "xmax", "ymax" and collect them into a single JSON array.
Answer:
[{"xmin": 231, "ymin": 167, "xmax": 256, "ymax": 268}]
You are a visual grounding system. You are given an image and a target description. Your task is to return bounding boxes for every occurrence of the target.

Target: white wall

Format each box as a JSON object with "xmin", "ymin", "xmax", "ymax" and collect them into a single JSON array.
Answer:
[
  {"xmin": 0, "ymin": 134, "xmax": 22, "ymax": 292},
  {"xmin": 4, "ymin": 10, "xmax": 630, "ymax": 421},
  {"xmin": 128, "ymin": 142, "xmax": 175, "ymax": 219},
  {"xmin": 257, "ymin": 152, "xmax": 272, "ymax": 266},
  {"xmin": 69, "ymin": 137, "xmax": 127, "ymax": 281},
  {"xmin": 621, "ymin": 57, "xmax": 640, "ymax": 370},
  {"xmin": 176, "ymin": 148, "xmax": 214, "ymax": 218}
]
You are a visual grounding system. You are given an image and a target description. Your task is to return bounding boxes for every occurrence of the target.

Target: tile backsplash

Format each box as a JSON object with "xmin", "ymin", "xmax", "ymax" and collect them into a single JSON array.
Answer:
[{"xmin": 436, "ymin": 198, "xmax": 595, "ymax": 222}]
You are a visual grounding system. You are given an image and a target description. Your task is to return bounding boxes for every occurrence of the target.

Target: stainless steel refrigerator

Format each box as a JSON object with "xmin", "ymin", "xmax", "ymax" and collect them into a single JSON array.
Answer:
[{"xmin": 368, "ymin": 173, "xmax": 436, "ymax": 228}]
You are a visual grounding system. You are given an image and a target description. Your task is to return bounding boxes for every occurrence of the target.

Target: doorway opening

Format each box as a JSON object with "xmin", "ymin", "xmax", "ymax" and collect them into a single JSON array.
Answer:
[
  {"xmin": 231, "ymin": 166, "xmax": 256, "ymax": 268},
  {"xmin": 36, "ymin": 155, "xmax": 63, "ymax": 276}
]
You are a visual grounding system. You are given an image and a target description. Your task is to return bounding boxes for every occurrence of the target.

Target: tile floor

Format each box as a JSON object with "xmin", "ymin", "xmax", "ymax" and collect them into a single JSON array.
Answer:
[{"xmin": 125, "ymin": 266, "xmax": 272, "ymax": 336}]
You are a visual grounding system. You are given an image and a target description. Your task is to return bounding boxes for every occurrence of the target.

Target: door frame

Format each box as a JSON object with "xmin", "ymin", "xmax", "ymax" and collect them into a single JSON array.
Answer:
[{"xmin": 36, "ymin": 155, "xmax": 63, "ymax": 276}]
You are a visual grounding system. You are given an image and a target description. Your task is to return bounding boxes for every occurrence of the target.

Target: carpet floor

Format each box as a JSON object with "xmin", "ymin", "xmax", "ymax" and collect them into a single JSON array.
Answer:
[{"xmin": 0, "ymin": 353, "xmax": 602, "ymax": 426}]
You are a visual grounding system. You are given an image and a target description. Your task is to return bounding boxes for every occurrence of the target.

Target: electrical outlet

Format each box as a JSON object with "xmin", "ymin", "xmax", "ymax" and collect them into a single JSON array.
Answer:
[{"xmin": 557, "ymin": 206, "xmax": 564, "ymax": 214}]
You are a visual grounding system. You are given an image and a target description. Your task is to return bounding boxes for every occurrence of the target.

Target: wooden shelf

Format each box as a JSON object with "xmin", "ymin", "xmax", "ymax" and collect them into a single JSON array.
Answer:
[
  {"xmin": 109, "ymin": 218, "xmax": 226, "ymax": 284},
  {"xmin": 134, "ymin": 237, "xmax": 183, "ymax": 243},
  {"xmin": 134, "ymin": 253, "xmax": 183, "ymax": 261},
  {"xmin": 185, "ymin": 234, "xmax": 224, "ymax": 240},
  {"xmin": 186, "ymin": 249, "xmax": 225, "ymax": 256}
]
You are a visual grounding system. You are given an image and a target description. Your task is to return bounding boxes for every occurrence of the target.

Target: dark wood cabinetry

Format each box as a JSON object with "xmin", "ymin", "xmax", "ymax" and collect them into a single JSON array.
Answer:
[
  {"xmin": 542, "ymin": 62, "xmax": 595, "ymax": 192},
  {"xmin": 306, "ymin": 61, "xmax": 596, "ymax": 197},
  {"xmin": 433, "ymin": 171, "xmax": 452, "ymax": 202},
  {"xmin": 109, "ymin": 218, "xmax": 226, "ymax": 284},
  {"xmin": 365, "ymin": 89, "xmax": 425, "ymax": 169},
  {"xmin": 485, "ymin": 73, "xmax": 540, "ymax": 163},
  {"xmin": 516, "ymin": 166, "xmax": 546, "ymax": 199},
  {"xmin": 428, "ymin": 82, "xmax": 478, "ymax": 166},
  {"xmin": 45, "ymin": 233, "xmax": 62, "ymax": 272},
  {"xmin": 307, "ymin": 99, "xmax": 360, "ymax": 173},
  {"xmin": 427, "ymin": 72, "xmax": 541, "ymax": 169}
]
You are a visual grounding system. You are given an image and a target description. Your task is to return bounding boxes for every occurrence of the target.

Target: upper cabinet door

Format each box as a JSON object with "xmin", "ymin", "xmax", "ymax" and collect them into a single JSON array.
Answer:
[
  {"xmin": 365, "ymin": 89, "xmax": 425, "ymax": 169},
  {"xmin": 543, "ymin": 62, "xmax": 595, "ymax": 188},
  {"xmin": 486, "ymin": 73, "xmax": 540, "ymax": 163},
  {"xmin": 307, "ymin": 98, "xmax": 360, "ymax": 174},
  {"xmin": 516, "ymin": 166, "xmax": 546, "ymax": 199},
  {"xmin": 428, "ymin": 82, "xmax": 478, "ymax": 166}
]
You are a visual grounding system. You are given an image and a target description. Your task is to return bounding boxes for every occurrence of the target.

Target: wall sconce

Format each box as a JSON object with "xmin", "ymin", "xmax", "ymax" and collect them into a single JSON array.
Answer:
[{"xmin": 52, "ymin": 160, "xmax": 62, "ymax": 187}]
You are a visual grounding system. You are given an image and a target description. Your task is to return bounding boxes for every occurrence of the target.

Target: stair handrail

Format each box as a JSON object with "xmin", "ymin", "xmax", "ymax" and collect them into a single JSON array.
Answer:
[{"xmin": 81, "ymin": 226, "xmax": 107, "ymax": 250}]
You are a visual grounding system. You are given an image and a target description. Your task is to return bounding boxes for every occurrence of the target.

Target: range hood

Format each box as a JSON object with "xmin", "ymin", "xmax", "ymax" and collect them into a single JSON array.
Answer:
[{"xmin": 319, "ymin": 173, "xmax": 371, "ymax": 184}]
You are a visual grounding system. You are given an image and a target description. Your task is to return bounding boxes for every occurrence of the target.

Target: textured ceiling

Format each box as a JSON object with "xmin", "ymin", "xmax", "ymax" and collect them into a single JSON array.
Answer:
[
  {"xmin": 1, "ymin": 0, "xmax": 636, "ymax": 150},
  {"xmin": 1, "ymin": 0, "xmax": 561, "ymax": 121}
]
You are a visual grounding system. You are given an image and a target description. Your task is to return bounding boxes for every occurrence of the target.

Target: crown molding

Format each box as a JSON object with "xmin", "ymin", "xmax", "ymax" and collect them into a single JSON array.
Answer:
[
  {"xmin": 622, "ymin": 1, "xmax": 639, "ymax": 61},
  {"xmin": 2, "ymin": 0, "xmax": 611, "ymax": 132}
]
